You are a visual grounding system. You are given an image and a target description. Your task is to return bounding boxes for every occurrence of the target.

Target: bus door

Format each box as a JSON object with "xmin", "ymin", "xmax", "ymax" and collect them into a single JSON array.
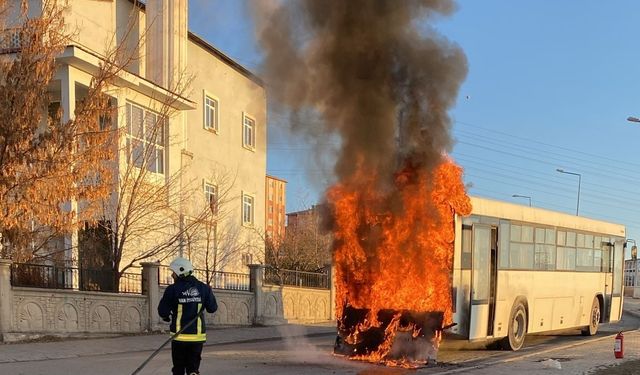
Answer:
[
  {"xmin": 602, "ymin": 241, "xmax": 614, "ymax": 322},
  {"xmin": 610, "ymin": 240, "xmax": 624, "ymax": 321},
  {"xmin": 469, "ymin": 224, "xmax": 498, "ymax": 340}
]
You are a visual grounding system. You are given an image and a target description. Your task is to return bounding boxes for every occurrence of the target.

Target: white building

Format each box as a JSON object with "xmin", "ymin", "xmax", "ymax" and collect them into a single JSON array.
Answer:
[{"xmin": 11, "ymin": 0, "xmax": 267, "ymax": 273}]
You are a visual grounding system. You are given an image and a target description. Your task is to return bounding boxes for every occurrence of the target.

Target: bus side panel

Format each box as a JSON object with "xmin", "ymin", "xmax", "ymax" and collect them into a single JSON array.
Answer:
[
  {"xmin": 493, "ymin": 300, "xmax": 508, "ymax": 338},
  {"xmin": 497, "ymin": 270, "xmax": 605, "ymax": 334},
  {"xmin": 552, "ymin": 297, "xmax": 574, "ymax": 330},
  {"xmin": 468, "ymin": 304, "xmax": 489, "ymax": 340},
  {"xmin": 451, "ymin": 268, "xmax": 471, "ymax": 338},
  {"xmin": 611, "ymin": 296, "xmax": 621, "ymax": 321}
]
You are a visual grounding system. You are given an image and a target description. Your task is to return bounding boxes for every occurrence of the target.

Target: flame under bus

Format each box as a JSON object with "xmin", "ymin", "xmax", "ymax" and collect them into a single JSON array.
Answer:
[{"xmin": 451, "ymin": 196, "xmax": 626, "ymax": 350}]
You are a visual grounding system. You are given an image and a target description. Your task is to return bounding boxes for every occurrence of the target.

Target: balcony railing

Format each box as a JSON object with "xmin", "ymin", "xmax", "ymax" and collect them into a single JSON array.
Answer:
[{"xmin": 263, "ymin": 267, "xmax": 330, "ymax": 289}]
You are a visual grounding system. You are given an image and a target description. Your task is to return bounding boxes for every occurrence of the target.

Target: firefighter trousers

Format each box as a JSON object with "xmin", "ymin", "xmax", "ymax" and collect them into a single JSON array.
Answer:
[{"xmin": 171, "ymin": 340, "xmax": 204, "ymax": 375}]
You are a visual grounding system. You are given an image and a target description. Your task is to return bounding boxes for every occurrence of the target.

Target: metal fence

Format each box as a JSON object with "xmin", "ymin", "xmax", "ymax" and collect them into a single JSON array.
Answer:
[
  {"xmin": 159, "ymin": 266, "xmax": 251, "ymax": 292},
  {"xmin": 10, "ymin": 263, "xmax": 142, "ymax": 294},
  {"xmin": 263, "ymin": 267, "xmax": 330, "ymax": 289}
]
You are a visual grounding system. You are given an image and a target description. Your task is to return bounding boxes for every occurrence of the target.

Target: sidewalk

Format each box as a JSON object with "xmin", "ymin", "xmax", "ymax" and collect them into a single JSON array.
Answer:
[{"xmin": 0, "ymin": 322, "xmax": 336, "ymax": 364}]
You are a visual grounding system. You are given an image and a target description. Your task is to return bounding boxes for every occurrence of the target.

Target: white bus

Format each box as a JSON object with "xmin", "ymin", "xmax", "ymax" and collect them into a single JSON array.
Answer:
[{"xmin": 450, "ymin": 196, "xmax": 626, "ymax": 350}]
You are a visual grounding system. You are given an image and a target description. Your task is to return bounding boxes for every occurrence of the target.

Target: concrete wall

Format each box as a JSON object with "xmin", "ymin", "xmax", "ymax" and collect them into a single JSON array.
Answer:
[
  {"xmin": 0, "ymin": 262, "xmax": 332, "ymax": 342},
  {"xmin": 11, "ymin": 288, "xmax": 148, "ymax": 336}
]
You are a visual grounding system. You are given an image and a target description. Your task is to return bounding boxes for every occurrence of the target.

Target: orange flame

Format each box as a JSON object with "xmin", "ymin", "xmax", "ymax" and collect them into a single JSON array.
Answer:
[{"xmin": 330, "ymin": 158, "xmax": 471, "ymax": 364}]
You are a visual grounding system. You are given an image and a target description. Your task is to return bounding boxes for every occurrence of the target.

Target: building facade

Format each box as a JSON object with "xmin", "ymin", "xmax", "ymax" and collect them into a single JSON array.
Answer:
[
  {"xmin": 13, "ymin": 0, "xmax": 267, "ymax": 273},
  {"xmin": 265, "ymin": 175, "xmax": 287, "ymax": 245}
]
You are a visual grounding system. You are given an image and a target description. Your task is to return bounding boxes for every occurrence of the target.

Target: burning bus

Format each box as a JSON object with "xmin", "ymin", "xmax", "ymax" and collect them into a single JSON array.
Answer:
[{"xmin": 332, "ymin": 184, "xmax": 625, "ymax": 365}]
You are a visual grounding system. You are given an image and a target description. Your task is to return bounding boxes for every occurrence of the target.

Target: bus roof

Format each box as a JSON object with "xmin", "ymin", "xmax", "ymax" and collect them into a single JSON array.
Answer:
[{"xmin": 469, "ymin": 196, "xmax": 626, "ymax": 238}]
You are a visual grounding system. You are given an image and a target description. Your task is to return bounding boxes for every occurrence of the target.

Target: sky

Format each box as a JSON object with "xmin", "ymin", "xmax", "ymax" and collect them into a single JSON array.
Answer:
[{"xmin": 189, "ymin": 0, "xmax": 640, "ymax": 257}]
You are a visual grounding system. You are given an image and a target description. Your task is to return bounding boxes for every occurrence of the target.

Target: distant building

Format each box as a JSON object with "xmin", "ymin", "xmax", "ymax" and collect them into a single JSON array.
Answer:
[
  {"xmin": 265, "ymin": 175, "xmax": 287, "ymax": 244},
  {"xmin": 286, "ymin": 205, "xmax": 324, "ymax": 229}
]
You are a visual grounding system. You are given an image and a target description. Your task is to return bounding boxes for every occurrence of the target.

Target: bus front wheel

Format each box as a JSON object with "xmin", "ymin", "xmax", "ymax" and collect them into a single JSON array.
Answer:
[
  {"xmin": 581, "ymin": 297, "xmax": 600, "ymax": 336},
  {"xmin": 502, "ymin": 301, "xmax": 527, "ymax": 351}
]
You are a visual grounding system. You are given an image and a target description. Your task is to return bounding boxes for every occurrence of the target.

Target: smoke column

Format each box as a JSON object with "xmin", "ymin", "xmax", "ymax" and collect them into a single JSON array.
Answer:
[{"xmin": 253, "ymin": 0, "xmax": 467, "ymax": 189}]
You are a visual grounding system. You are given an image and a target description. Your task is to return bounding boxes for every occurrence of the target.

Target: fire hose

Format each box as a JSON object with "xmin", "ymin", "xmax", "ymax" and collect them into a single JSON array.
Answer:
[{"xmin": 130, "ymin": 307, "xmax": 205, "ymax": 375}]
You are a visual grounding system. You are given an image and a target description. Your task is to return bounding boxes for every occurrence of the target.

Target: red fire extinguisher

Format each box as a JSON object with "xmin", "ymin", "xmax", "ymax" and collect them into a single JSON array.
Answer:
[{"xmin": 614, "ymin": 331, "xmax": 624, "ymax": 359}]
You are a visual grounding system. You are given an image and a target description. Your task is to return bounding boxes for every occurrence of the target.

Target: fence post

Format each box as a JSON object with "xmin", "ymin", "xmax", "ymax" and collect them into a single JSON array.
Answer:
[
  {"xmin": 141, "ymin": 262, "xmax": 161, "ymax": 331},
  {"xmin": 0, "ymin": 259, "xmax": 13, "ymax": 341},
  {"xmin": 326, "ymin": 263, "xmax": 336, "ymax": 321},
  {"xmin": 248, "ymin": 264, "xmax": 264, "ymax": 325}
]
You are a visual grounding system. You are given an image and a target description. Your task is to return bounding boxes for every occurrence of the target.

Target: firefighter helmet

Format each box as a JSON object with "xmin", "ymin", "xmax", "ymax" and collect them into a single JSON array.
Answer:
[{"xmin": 169, "ymin": 257, "xmax": 194, "ymax": 277}]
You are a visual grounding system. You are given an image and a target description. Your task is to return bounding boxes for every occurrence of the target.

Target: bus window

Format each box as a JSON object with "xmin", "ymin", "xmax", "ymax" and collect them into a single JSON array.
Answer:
[
  {"xmin": 511, "ymin": 225, "xmax": 522, "ymax": 242},
  {"xmin": 521, "ymin": 225, "xmax": 534, "ymax": 242},
  {"xmin": 585, "ymin": 234, "xmax": 594, "ymax": 248},
  {"xmin": 576, "ymin": 248, "xmax": 595, "ymax": 271},
  {"xmin": 613, "ymin": 240, "xmax": 623, "ymax": 295},
  {"xmin": 499, "ymin": 221, "xmax": 510, "ymax": 268},
  {"xmin": 602, "ymin": 240, "xmax": 612, "ymax": 272},
  {"xmin": 509, "ymin": 224, "xmax": 534, "ymax": 269},
  {"xmin": 534, "ymin": 227, "xmax": 556, "ymax": 270},
  {"xmin": 566, "ymin": 231, "xmax": 576, "ymax": 247},
  {"xmin": 472, "ymin": 226, "xmax": 491, "ymax": 301},
  {"xmin": 557, "ymin": 247, "xmax": 576, "ymax": 270},
  {"xmin": 535, "ymin": 244, "xmax": 556, "ymax": 270},
  {"xmin": 461, "ymin": 225, "xmax": 472, "ymax": 269},
  {"xmin": 594, "ymin": 249, "xmax": 603, "ymax": 272},
  {"xmin": 511, "ymin": 243, "xmax": 534, "ymax": 269},
  {"xmin": 545, "ymin": 228, "xmax": 555, "ymax": 245},
  {"xmin": 535, "ymin": 228, "xmax": 545, "ymax": 243}
]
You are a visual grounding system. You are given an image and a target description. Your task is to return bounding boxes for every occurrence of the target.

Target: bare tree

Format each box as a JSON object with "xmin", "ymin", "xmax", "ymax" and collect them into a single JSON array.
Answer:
[{"xmin": 267, "ymin": 205, "xmax": 332, "ymax": 272}]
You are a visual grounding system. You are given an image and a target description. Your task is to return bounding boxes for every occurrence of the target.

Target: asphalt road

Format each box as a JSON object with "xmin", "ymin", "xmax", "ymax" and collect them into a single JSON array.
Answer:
[{"xmin": 2, "ymin": 313, "xmax": 639, "ymax": 375}]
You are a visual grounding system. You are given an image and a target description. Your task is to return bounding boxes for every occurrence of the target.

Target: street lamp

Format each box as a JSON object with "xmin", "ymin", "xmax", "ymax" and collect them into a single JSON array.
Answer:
[
  {"xmin": 512, "ymin": 194, "xmax": 532, "ymax": 207},
  {"xmin": 556, "ymin": 168, "xmax": 581, "ymax": 216}
]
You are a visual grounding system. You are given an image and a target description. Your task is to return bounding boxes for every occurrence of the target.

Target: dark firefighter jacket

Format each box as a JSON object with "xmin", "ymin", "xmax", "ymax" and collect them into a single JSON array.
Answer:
[{"xmin": 158, "ymin": 275, "xmax": 218, "ymax": 342}]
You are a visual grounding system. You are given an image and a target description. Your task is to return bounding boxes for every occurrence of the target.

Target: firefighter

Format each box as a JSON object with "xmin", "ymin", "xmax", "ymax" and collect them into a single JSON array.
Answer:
[{"xmin": 158, "ymin": 257, "xmax": 218, "ymax": 375}]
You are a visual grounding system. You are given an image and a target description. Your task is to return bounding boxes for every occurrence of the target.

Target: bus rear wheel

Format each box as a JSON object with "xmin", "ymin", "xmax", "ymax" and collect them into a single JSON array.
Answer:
[
  {"xmin": 502, "ymin": 301, "xmax": 527, "ymax": 351},
  {"xmin": 581, "ymin": 297, "xmax": 600, "ymax": 336}
]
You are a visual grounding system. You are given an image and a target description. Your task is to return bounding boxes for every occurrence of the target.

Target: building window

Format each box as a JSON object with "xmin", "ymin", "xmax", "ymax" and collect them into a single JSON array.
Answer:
[
  {"xmin": 126, "ymin": 103, "xmax": 165, "ymax": 174},
  {"xmin": 204, "ymin": 95, "xmax": 218, "ymax": 132},
  {"xmin": 243, "ymin": 114, "xmax": 255, "ymax": 149},
  {"xmin": 242, "ymin": 194, "xmax": 254, "ymax": 226},
  {"xmin": 204, "ymin": 182, "xmax": 218, "ymax": 215},
  {"xmin": 242, "ymin": 253, "xmax": 253, "ymax": 266}
]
